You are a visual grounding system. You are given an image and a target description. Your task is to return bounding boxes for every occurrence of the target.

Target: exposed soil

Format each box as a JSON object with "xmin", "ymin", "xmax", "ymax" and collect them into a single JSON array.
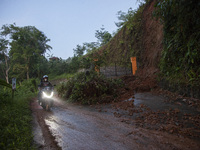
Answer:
[
  {"xmin": 30, "ymin": 0, "xmax": 200, "ymax": 149},
  {"xmin": 112, "ymin": 75, "xmax": 200, "ymax": 139},
  {"xmin": 135, "ymin": 0, "xmax": 163, "ymax": 80},
  {"xmin": 31, "ymin": 75, "xmax": 200, "ymax": 149},
  {"xmin": 31, "ymin": 90, "xmax": 200, "ymax": 150},
  {"xmin": 31, "ymin": 98, "xmax": 62, "ymax": 150}
]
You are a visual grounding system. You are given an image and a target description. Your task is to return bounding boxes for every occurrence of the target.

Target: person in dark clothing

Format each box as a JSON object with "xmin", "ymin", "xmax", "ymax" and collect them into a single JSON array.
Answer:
[
  {"xmin": 38, "ymin": 75, "xmax": 53, "ymax": 105},
  {"xmin": 38, "ymin": 75, "xmax": 52, "ymax": 89}
]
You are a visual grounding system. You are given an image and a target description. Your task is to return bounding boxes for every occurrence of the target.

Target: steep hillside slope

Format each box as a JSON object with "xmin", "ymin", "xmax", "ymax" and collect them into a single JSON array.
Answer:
[
  {"xmin": 94, "ymin": 0, "xmax": 163, "ymax": 82},
  {"xmin": 137, "ymin": 0, "xmax": 163, "ymax": 79}
]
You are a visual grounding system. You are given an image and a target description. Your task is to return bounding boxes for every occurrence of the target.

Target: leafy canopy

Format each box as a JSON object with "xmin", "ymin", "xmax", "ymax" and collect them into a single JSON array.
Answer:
[{"xmin": 9, "ymin": 25, "xmax": 52, "ymax": 80}]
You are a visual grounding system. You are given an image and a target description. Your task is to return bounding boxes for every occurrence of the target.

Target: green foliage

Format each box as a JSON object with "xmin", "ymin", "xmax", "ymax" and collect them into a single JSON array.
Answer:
[
  {"xmin": 49, "ymin": 73, "xmax": 74, "ymax": 81},
  {"xmin": 95, "ymin": 26, "xmax": 112, "ymax": 46},
  {"xmin": 83, "ymin": 42, "xmax": 99, "ymax": 53},
  {"xmin": 0, "ymin": 26, "xmax": 10, "ymax": 83},
  {"xmin": 154, "ymin": 0, "xmax": 200, "ymax": 85},
  {"xmin": 9, "ymin": 25, "xmax": 52, "ymax": 80},
  {"xmin": 57, "ymin": 71, "xmax": 123, "ymax": 104},
  {"xmin": 73, "ymin": 44, "xmax": 86, "ymax": 57},
  {"xmin": 0, "ymin": 79, "xmax": 11, "ymax": 89},
  {"xmin": 92, "ymin": 2, "xmax": 145, "ymax": 65},
  {"xmin": 115, "ymin": 8, "xmax": 136, "ymax": 29},
  {"xmin": 15, "ymin": 79, "xmax": 39, "ymax": 96},
  {"xmin": 0, "ymin": 24, "xmax": 52, "ymax": 82},
  {"xmin": 79, "ymin": 57, "xmax": 92, "ymax": 69},
  {"xmin": 0, "ymin": 79, "xmax": 37, "ymax": 150},
  {"xmin": 0, "ymin": 97, "xmax": 34, "ymax": 149}
]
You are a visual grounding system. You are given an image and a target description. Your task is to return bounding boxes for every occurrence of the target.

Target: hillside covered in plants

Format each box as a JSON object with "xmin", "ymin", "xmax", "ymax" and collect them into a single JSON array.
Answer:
[{"xmin": 88, "ymin": 0, "xmax": 200, "ymax": 99}]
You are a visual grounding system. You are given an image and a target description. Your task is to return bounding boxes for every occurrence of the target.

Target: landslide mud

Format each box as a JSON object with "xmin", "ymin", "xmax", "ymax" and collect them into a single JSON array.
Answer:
[
  {"xmin": 31, "ymin": 95, "xmax": 200, "ymax": 150},
  {"xmin": 31, "ymin": 98, "xmax": 61, "ymax": 150}
]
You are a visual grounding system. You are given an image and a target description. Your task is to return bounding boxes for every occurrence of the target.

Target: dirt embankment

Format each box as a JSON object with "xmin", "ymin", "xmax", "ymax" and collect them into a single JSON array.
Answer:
[
  {"xmin": 137, "ymin": 0, "xmax": 163, "ymax": 80},
  {"xmin": 30, "ymin": 1, "xmax": 200, "ymax": 149},
  {"xmin": 115, "ymin": 0, "xmax": 164, "ymax": 98},
  {"xmin": 113, "ymin": 0, "xmax": 200, "ymax": 139}
]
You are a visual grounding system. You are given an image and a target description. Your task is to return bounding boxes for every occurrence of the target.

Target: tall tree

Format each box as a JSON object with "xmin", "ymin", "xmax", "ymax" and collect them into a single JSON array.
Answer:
[
  {"xmin": 0, "ymin": 24, "xmax": 12, "ymax": 83},
  {"xmin": 9, "ymin": 25, "xmax": 52, "ymax": 80},
  {"xmin": 73, "ymin": 44, "xmax": 86, "ymax": 57},
  {"xmin": 115, "ymin": 8, "xmax": 135, "ymax": 29},
  {"xmin": 0, "ymin": 38, "xmax": 10, "ymax": 83},
  {"xmin": 95, "ymin": 26, "xmax": 112, "ymax": 46},
  {"xmin": 83, "ymin": 42, "xmax": 99, "ymax": 53}
]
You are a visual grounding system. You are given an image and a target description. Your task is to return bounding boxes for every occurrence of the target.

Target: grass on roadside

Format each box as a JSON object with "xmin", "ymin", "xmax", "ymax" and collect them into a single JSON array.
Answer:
[
  {"xmin": 49, "ymin": 73, "xmax": 74, "ymax": 81},
  {"xmin": 0, "ymin": 79, "xmax": 37, "ymax": 150}
]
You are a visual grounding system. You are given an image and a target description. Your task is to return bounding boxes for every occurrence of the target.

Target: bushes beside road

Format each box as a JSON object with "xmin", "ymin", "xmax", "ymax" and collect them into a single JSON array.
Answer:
[
  {"xmin": 56, "ymin": 71, "xmax": 123, "ymax": 104},
  {"xmin": 0, "ymin": 79, "xmax": 37, "ymax": 150}
]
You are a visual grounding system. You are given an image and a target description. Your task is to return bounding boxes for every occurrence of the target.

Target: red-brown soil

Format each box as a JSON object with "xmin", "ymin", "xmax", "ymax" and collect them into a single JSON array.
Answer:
[
  {"xmin": 31, "ymin": 90, "xmax": 200, "ymax": 150},
  {"xmin": 112, "ymin": 75, "xmax": 200, "ymax": 139},
  {"xmin": 31, "ymin": 98, "xmax": 61, "ymax": 150},
  {"xmin": 31, "ymin": 0, "xmax": 200, "ymax": 149}
]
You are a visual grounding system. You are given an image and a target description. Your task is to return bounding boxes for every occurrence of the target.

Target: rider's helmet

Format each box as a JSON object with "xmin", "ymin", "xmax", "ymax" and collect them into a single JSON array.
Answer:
[{"xmin": 43, "ymin": 75, "xmax": 48, "ymax": 82}]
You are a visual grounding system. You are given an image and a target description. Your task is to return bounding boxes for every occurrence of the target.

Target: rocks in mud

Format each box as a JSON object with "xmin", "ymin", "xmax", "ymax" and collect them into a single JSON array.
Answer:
[
  {"xmin": 112, "ymin": 97, "xmax": 200, "ymax": 139},
  {"xmin": 113, "ymin": 112, "xmax": 121, "ymax": 118}
]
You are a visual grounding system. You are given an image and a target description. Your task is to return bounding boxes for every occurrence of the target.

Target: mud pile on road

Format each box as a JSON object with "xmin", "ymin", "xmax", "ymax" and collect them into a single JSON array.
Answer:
[
  {"xmin": 109, "ymin": 75, "xmax": 200, "ymax": 140},
  {"xmin": 115, "ymin": 75, "xmax": 158, "ymax": 102}
]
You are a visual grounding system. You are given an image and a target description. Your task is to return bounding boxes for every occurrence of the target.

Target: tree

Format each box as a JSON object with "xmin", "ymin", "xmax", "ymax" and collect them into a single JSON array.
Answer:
[
  {"xmin": 73, "ymin": 44, "xmax": 86, "ymax": 57},
  {"xmin": 115, "ymin": 8, "xmax": 135, "ymax": 29},
  {"xmin": 9, "ymin": 25, "xmax": 52, "ymax": 80},
  {"xmin": 0, "ymin": 24, "xmax": 12, "ymax": 83},
  {"xmin": 69, "ymin": 56, "xmax": 80, "ymax": 73},
  {"xmin": 34, "ymin": 56, "xmax": 49, "ymax": 78},
  {"xmin": 83, "ymin": 42, "xmax": 99, "ymax": 53},
  {"xmin": 95, "ymin": 26, "xmax": 112, "ymax": 46}
]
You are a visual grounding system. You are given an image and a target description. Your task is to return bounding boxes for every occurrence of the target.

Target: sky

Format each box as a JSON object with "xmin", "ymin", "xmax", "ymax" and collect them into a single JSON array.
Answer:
[{"xmin": 0, "ymin": 0, "xmax": 140, "ymax": 60}]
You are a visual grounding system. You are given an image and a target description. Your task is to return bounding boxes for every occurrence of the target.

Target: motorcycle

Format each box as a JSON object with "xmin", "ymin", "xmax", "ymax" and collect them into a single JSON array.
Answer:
[{"xmin": 39, "ymin": 86, "xmax": 54, "ymax": 111}]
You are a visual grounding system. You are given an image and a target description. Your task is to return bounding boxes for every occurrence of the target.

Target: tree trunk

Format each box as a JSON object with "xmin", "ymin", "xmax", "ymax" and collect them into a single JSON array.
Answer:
[
  {"xmin": 26, "ymin": 65, "xmax": 30, "ymax": 80},
  {"xmin": 6, "ymin": 68, "xmax": 10, "ymax": 83},
  {"xmin": 26, "ymin": 57, "xmax": 30, "ymax": 80},
  {"xmin": 1, "ymin": 53, "xmax": 10, "ymax": 83}
]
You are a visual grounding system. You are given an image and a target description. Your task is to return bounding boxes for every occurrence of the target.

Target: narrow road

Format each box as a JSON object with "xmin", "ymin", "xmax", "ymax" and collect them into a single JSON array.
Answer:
[{"xmin": 31, "ymin": 95, "xmax": 200, "ymax": 150}]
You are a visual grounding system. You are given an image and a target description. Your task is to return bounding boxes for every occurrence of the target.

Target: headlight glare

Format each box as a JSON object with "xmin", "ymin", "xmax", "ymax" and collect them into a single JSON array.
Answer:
[{"xmin": 43, "ymin": 91, "xmax": 54, "ymax": 98}]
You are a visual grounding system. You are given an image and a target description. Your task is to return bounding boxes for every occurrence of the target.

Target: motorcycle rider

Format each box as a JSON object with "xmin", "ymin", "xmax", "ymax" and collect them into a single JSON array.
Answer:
[{"xmin": 38, "ymin": 75, "xmax": 53, "ymax": 105}]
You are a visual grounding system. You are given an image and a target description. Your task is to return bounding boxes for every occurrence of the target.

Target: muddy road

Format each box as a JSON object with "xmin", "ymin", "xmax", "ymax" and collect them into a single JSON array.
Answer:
[{"xmin": 31, "ymin": 93, "xmax": 200, "ymax": 150}]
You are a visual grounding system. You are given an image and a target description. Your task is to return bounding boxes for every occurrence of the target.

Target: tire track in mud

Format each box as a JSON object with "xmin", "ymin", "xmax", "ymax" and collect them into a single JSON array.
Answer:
[
  {"xmin": 31, "ymin": 98, "xmax": 61, "ymax": 150},
  {"xmin": 31, "ymin": 97, "xmax": 200, "ymax": 150}
]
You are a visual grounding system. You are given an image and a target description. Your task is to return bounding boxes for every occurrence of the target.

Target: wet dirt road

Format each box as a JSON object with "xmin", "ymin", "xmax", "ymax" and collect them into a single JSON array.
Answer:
[{"xmin": 31, "ymin": 93, "xmax": 200, "ymax": 150}]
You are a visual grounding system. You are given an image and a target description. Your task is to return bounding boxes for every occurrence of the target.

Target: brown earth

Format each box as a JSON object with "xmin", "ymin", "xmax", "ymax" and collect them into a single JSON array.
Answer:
[
  {"xmin": 31, "ymin": 86, "xmax": 200, "ymax": 150},
  {"xmin": 137, "ymin": 0, "xmax": 163, "ymax": 79},
  {"xmin": 31, "ymin": 98, "xmax": 62, "ymax": 150},
  {"xmin": 113, "ymin": 75, "xmax": 200, "ymax": 138},
  {"xmin": 31, "ymin": 0, "xmax": 200, "ymax": 149},
  {"xmin": 31, "ymin": 79, "xmax": 200, "ymax": 150}
]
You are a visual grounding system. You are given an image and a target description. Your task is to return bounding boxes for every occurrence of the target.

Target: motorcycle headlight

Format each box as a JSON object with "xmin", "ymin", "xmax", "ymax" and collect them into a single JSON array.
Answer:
[{"xmin": 43, "ymin": 91, "xmax": 54, "ymax": 98}]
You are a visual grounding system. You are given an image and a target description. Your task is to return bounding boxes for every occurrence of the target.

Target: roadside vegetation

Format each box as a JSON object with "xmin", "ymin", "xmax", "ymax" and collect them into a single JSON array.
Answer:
[
  {"xmin": 0, "ymin": 0, "xmax": 199, "ymax": 148},
  {"xmin": 153, "ymin": 0, "xmax": 200, "ymax": 87},
  {"xmin": 0, "ymin": 2, "xmax": 145, "ymax": 148},
  {"xmin": 56, "ymin": 71, "xmax": 123, "ymax": 105},
  {"xmin": 0, "ymin": 79, "xmax": 37, "ymax": 149},
  {"xmin": 49, "ymin": 73, "xmax": 74, "ymax": 81}
]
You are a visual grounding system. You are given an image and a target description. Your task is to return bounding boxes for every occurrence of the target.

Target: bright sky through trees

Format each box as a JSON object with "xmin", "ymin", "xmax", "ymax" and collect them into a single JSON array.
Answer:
[{"xmin": 0, "ymin": 0, "xmax": 139, "ymax": 59}]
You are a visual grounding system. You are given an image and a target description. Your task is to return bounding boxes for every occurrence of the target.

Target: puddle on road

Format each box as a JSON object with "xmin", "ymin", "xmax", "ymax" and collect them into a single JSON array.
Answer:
[
  {"xmin": 33, "ymin": 93, "xmax": 200, "ymax": 150},
  {"xmin": 126, "ymin": 92, "xmax": 199, "ymax": 114},
  {"xmin": 44, "ymin": 106, "xmax": 139, "ymax": 150}
]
